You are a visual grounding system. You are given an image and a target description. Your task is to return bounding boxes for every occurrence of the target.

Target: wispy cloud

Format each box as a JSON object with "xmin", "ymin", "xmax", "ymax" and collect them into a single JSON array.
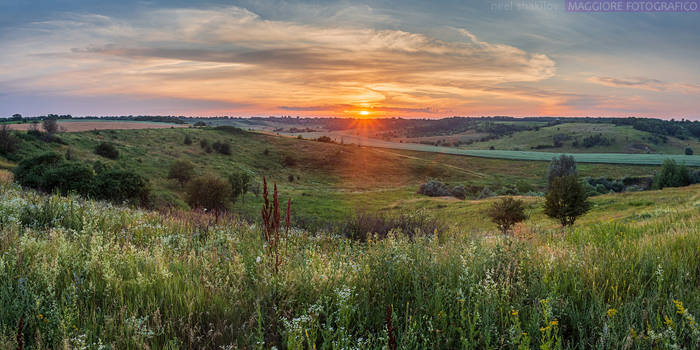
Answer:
[{"xmin": 589, "ymin": 76, "xmax": 700, "ymax": 94}]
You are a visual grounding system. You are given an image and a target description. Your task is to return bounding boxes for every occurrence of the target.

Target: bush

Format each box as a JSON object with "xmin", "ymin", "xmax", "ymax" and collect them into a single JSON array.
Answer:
[
  {"xmin": 686, "ymin": 147, "xmax": 693, "ymax": 155},
  {"xmin": 13, "ymin": 152, "xmax": 65, "ymax": 190},
  {"xmin": 283, "ymin": 155, "xmax": 296, "ymax": 167},
  {"xmin": 654, "ymin": 159, "xmax": 691, "ymax": 189},
  {"xmin": 193, "ymin": 121, "xmax": 207, "ymax": 127},
  {"xmin": 168, "ymin": 160, "xmax": 195, "ymax": 186},
  {"xmin": 547, "ymin": 155, "xmax": 577, "ymax": 187},
  {"xmin": 486, "ymin": 197, "xmax": 528, "ymax": 234},
  {"xmin": 212, "ymin": 141, "xmax": 231, "ymax": 155},
  {"xmin": 95, "ymin": 142, "xmax": 119, "ymax": 159},
  {"xmin": 200, "ymin": 139, "xmax": 209, "ymax": 149},
  {"xmin": 185, "ymin": 174, "xmax": 231, "ymax": 211},
  {"xmin": 92, "ymin": 170, "xmax": 150, "ymax": 205},
  {"xmin": 42, "ymin": 162, "xmax": 95, "ymax": 196},
  {"xmin": 451, "ymin": 185, "xmax": 467, "ymax": 200},
  {"xmin": 42, "ymin": 118, "xmax": 58, "ymax": 134},
  {"xmin": 184, "ymin": 134, "xmax": 192, "ymax": 145},
  {"xmin": 316, "ymin": 136, "xmax": 334, "ymax": 143},
  {"xmin": 544, "ymin": 175, "xmax": 591, "ymax": 227},
  {"xmin": 0, "ymin": 124, "xmax": 19, "ymax": 155},
  {"xmin": 229, "ymin": 172, "xmax": 252, "ymax": 203},
  {"xmin": 418, "ymin": 179, "xmax": 451, "ymax": 197}
]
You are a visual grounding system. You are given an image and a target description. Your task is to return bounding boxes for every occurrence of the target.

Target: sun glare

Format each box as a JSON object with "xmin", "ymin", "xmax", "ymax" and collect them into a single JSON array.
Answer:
[{"xmin": 359, "ymin": 110, "xmax": 370, "ymax": 116}]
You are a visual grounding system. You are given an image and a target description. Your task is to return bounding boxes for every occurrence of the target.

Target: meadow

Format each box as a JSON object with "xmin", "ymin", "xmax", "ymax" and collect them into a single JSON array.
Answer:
[{"xmin": 1, "ymin": 177, "xmax": 699, "ymax": 349}]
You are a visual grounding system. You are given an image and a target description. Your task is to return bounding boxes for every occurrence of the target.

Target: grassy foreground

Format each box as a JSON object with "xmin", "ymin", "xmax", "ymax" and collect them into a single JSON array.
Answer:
[{"xmin": 1, "ymin": 181, "xmax": 700, "ymax": 349}]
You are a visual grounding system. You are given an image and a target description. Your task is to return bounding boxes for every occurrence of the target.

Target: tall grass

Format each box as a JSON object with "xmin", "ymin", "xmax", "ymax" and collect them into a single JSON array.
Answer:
[{"xmin": 1, "ymin": 182, "xmax": 699, "ymax": 348}]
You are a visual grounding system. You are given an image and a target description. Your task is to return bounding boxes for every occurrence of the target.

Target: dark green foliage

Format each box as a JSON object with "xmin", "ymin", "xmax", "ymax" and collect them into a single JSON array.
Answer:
[
  {"xmin": 200, "ymin": 139, "xmax": 209, "ymax": 149},
  {"xmin": 13, "ymin": 152, "xmax": 65, "ymax": 190},
  {"xmin": 185, "ymin": 174, "xmax": 231, "ymax": 211},
  {"xmin": 487, "ymin": 197, "xmax": 528, "ymax": 234},
  {"xmin": 42, "ymin": 162, "xmax": 95, "ymax": 196},
  {"xmin": 42, "ymin": 118, "xmax": 58, "ymax": 134},
  {"xmin": 168, "ymin": 160, "xmax": 195, "ymax": 186},
  {"xmin": 212, "ymin": 141, "xmax": 231, "ymax": 155},
  {"xmin": 654, "ymin": 159, "xmax": 691, "ymax": 189},
  {"xmin": 184, "ymin": 134, "xmax": 192, "ymax": 145},
  {"xmin": 451, "ymin": 185, "xmax": 467, "ymax": 200},
  {"xmin": 581, "ymin": 134, "xmax": 614, "ymax": 148},
  {"xmin": 340, "ymin": 211, "xmax": 446, "ymax": 241},
  {"xmin": 316, "ymin": 136, "xmax": 333, "ymax": 143},
  {"xmin": 228, "ymin": 172, "xmax": 252, "ymax": 203},
  {"xmin": 0, "ymin": 124, "xmax": 19, "ymax": 155},
  {"xmin": 547, "ymin": 155, "xmax": 577, "ymax": 187},
  {"xmin": 193, "ymin": 121, "xmax": 207, "ymax": 127},
  {"xmin": 92, "ymin": 170, "xmax": 150, "ymax": 205},
  {"xmin": 418, "ymin": 179, "xmax": 451, "ymax": 197},
  {"xmin": 214, "ymin": 126, "xmax": 246, "ymax": 135},
  {"xmin": 95, "ymin": 142, "xmax": 119, "ymax": 159},
  {"xmin": 686, "ymin": 147, "xmax": 693, "ymax": 155},
  {"xmin": 544, "ymin": 175, "xmax": 592, "ymax": 227}
]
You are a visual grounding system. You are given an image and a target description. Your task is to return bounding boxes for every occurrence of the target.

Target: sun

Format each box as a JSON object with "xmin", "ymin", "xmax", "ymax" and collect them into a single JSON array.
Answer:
[{"xmin": 359, "ymin": 110, "xmax": 370, "ymax": 116}]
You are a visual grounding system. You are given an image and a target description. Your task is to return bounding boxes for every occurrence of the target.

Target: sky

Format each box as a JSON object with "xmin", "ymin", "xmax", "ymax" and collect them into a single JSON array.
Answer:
[{"xmin": 0, "ymin": 0, "xmax": 698, "ymax": 119}]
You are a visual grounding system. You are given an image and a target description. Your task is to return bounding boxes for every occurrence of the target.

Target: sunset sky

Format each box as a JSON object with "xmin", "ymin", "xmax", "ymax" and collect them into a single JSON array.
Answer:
[{"xmin": 1, "ymin": 0, "xmax": 699, "ymax": 118}]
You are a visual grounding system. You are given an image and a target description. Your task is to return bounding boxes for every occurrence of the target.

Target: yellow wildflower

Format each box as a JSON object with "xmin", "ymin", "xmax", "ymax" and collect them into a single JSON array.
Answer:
[
  {"xmin": 37, "ymin": 314, "xmax": 43, "ymax": 319},
  {"xmin": 664, "ymin": 315, "xmax": 673, "ymax": 326},
  {"xmin": 607, "ymin": 308, "xmax": 618, "ymax": 318},
  {"xmin": 511, "ymin": 310, "xmax": 519, "ymax": 317},
  {"xmin": 550, "ymin": 320, "xmax": 559, "ymax": 326},
  {"xmin": 673, "ymin": 300, "xmax": 686, "ymax": 315}
]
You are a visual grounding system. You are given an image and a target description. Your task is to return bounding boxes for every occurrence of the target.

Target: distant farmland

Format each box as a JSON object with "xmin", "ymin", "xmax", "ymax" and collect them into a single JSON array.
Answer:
[
  {"xmin": 6, "ymin": 120, "xmax": 187, "ymax": 132},
  {"xmin": 322, "ymin": 133, "xmax": 700, "ymax": 166}
]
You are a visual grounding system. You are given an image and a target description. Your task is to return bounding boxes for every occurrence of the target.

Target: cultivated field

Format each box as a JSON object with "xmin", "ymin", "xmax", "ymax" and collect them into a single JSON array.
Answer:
[{"xmin": 5, "ymin": 120, "xmax": 186, "ymax": 132}]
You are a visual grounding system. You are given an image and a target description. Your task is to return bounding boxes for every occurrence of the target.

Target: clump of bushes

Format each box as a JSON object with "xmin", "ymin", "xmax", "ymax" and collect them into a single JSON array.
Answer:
[
  {"xmin": 418, "ymin": 179, "xmax": 451, "ymax": 197},
  {"xmin": 316, "ymin": 136, "xmax": 334, "ymax": 143},
  {"xmin": 212, "ymin": 141, "xmax": 231, "ymax": 155},
  {"xmin": 184, "ymin": 134, "xmax": 192, "ymax": 145},
  {"xmin": 339, "ymin": 211, "xmax": 446, "ymax": 241},
  {"xmin": 95, "ymin": 142, "xmax": 119, "ymax": 159},
  {"xmin": 0, "ymin": 125, "xmax": 19, "ymax": 155},
  {"xmin": 168, "ymin": 160, "xmax": 195, "ymax": 186},
  {"xmin": 654, "ymin": 159, "xmax": 692, "ymax": 189},
  {"xmin": 13, "ymin": 152, "xmax": 150, "ymax": 205}
]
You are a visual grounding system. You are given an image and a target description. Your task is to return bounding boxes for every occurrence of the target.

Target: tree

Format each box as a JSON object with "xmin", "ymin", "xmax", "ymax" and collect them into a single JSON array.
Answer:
[
  {"xmin": 168, "ymin": 160, "xmax": 195, "ymax": 186},
  {"xmin": 92, "ymin": 170, "xmax": 150, "ymax": 205},
  {"xmin": 13, "ymin": 152, "xmax": 65, "ymax": 190},
  {"xmin": 95, "ymin": 142, "xmax": 119, "ymax": 159},
  {"xmin": 184, "ymin": 134, "xmax": 192, "ymax": 145},
  {"xmin": 686, "ymin": 147, "xmax": 694, "ymax": 155},
  {"xmin": 229, "ymin": 172, "xmax": 252, "ymax": 203},
  {"xmin": 42, "ymin": 118, "xmax": 58, "ymax": 134},
  {"xmin": 547, "ymin": 155, "xmax": 577, "ymax": 187},
  {"xmin": 185, "ymin": 174, "xmax": 231, "ymax": 211},
  {"xmin": 0, "ymin": 124, "xmax": 19, "ymax": 155},
  {"xmin": 11, "ymin": 114, "xmax": 22, "ymax": 121},
  {"xmin": 654, "ymin": 159, "xmax": 691, "ymax": 189},
  {"xmin": 486, "ymin": 197, "xmax": 528, "ymax": 234},
  {"xmin": 544, "ymin": 175, "xmax": 591, "ymax": 227}
]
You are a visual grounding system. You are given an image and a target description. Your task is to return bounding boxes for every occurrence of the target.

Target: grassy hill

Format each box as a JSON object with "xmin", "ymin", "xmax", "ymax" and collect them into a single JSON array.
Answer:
[
  {"xmin": 3, "ymin": 127, "xmax": 662, "ymax": 222},
  {"xmin": 1, "ymin": 177, "xmax": 699, "ymax": 348}
]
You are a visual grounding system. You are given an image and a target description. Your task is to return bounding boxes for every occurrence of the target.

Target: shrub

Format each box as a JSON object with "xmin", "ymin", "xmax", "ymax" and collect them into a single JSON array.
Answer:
[
  {"xmin": 200, "ymin": 139, "xmax": 209, "ymax": 149},
  {"xmin": 685, "ymin": 147, "xmax": 693, "ymax": 155},
  {"xmin": 168, "ymin": 160, "xmax": 195, "ymax": 186},
  {"xmin": 544, "ymin": 175, "xmax": 591, "ymax": 227},
  {"xmin": 185, "ymin": 174, "xmax": 231, "ymax": 211},
  {"xmin": 193, "ymin": 121, "xmax": 207, "ymax": 127},
  {"xmin": 95, "ymin": 142, "xmax": 119, "ymax": 159},
  {"xmin": 654, "ymin": 159, "xmax": 691, "ymax": 189},
  {"xmin": 547, "ymin": 155, "xmax": 577, "ymax": 187},
  {"xmin": 451, "ymin": 185, "xmax": 467, "ymax": 200},
  {"xmin": 316, "ymin": 136, "xmax": 334, "ymax": 143},
  {"xmin": 212, "ymin": 141, "xmax": 231, "ymax": 155},
  {"xmin": 0, "ymin": 124, "xmax": 19, "ymax": 155},
  {"xmin": 228, "ymin": 172, "xmax": 252, "ymax": 203},
  {"xmin": 42, "ymin": 118, "xmax": 58, "ymax": 134},
  {"xmin": 184, "ymin": 134, "xmax": 192, "ymax": 145},
  {"xmin": 42, "ymin": 162, "xmax": 95, "ymax": 196},
  {"xmin": 340, "ymin": 211, "xmax": 446, "ymax": 241},
  {"xmin": 92, "ymin": 170, "xmax": 150, "ymax": 205},
  {"xmin": 417, "ymin": 179, "xmax": 451, "ymax": 197},
  {"xmin": 283, "ymin": 155, "xmax": 296, "ymax": 167},
  {"xmin": 13, "ymin": 152, "xmax": 65, "ymax": 190},
  {"xmin": 486, "ymin": 197, "xmax": 528, "ymax": 234}
]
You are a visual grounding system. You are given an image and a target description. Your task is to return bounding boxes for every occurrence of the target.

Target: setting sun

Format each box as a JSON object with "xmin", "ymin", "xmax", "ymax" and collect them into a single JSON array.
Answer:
[{"xmin": 359, "ymin": 110, "xmax": 370, "ymax": 116}]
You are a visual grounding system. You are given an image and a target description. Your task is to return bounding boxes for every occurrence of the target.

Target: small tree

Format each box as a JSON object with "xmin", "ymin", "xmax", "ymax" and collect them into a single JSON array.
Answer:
[
  {"xmin": 229, "ymin": 171, "xmax": 252, "ymax": 203},
  {"xmin": 185, "ymin": 174, "xmax": 231, "ymax": 212},
  {"xmin": 544, "ymin": 175, "xmax": 591, "ymax": 227},
  {"xmin": 42, "ymin": 118, "xmax": 58, "ymax": 134},
  {"xmin": 95, "ymin": 142, "xmax": 119, "ymax": 159},
  {"xmin": 685, "ymin": 147, "xmax": 693, "ymax": 155},
  {"xmin": 486, "ymin": 197, "xmax": 528, "ymax": 234},
  {"xmin": 0, "ymin": 124, "xmax": 19, "ymax": 155},
  {"xmin": 654, "ymin": 159, "xmax": 691, "ymax": 189},
  {"xmin": 547, "ymin": 155, "xmax": 577, "ymax": 187},
  {"xmin": 168, "ymin": 160, "xmax": 195, "ymax": 186}
]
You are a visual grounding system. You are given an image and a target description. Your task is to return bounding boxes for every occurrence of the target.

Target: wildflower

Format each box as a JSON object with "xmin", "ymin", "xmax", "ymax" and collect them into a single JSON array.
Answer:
[
  {"xmin": 550, "ymin": 320, "xmax": 558, "ymax": 326},
  {"xmin": 673, "ymin": 300, "xmax": 686, "ymax": 315},
  {"xmin": 37, "ymin": 314, "xmax": 43, "ymax": 320},
  {"xmin": 607, "ymin": 308, "xmax": 618, "ymax": 318},
  {"xmin": 522, "ymin": 332, "xmax": 528, "ymax": 337},
  {"xmin": 664, "ymin": 315, "xmax": 673, "ymax": 326},
  {"xmin": 256, "ymin": 256, "xmax": 261, "ymax": 263},
  {"xmin": 540, "ymin": 326, "xmax": 550, "ymax": 332},
  {"xmin": 511, "ymin": 310, "xmax": 519, "ymax": 317}
]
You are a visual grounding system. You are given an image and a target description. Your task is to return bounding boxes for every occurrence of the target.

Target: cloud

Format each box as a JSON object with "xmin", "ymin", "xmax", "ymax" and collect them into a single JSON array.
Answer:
[
  {"xmin": 588, "ymin": 76, "xmax": 700, "ymax": 95},
  {"xmin": 0, "ymin": 5, "xmax": 557, "ymax": 116}
]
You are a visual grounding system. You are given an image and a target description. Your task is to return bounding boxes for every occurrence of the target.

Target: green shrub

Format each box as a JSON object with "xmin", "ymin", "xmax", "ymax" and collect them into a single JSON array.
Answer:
[
  {"xmin": 654, "ymin": 159, "xmax": 691, "ymax": 189},
  {"xmin": 168, "ymin": 160, "xmax": 195, "ymax": 186},
  {"xmin": 0, "ymin": 125, "xmax": 19, "ymax": 155},
  {"xmin": 487, "ymin": 197, "xmax": 528, "ymax": 234},
  {"xmin": 185, "ymin": 174, "xmax": 231, "ymax": 211},
  {"xmin": 92, "ymin": 170, "xmax": 150, "ymax": 205},
  {"xmin": 212, "ymin": 141, "xmax": 231, "ymax": 155},
  {"xmin": 13, "ymin": 152, "xmax": 65, "ymax": 190},
  {"xmin": 95, "ymin": 142, "xmax": 119, "ymax": 159},
  {"xmin": 544, "ymin": 175, "xmax": 591, "ymax": 226},
  {"xmin": 42, "ymin": 162, "xmax": 95, "ymax": 196},
  {"xmin": 228, "ymin": 172, "xmax": 252, "ymax": 203},
  {"xmin": 685, "ymin": 147, "xmax": 693, "ymax": 155},
  {"xmin": 184, "ymin": 134, "xmax": 192, "ymax": 145}
]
